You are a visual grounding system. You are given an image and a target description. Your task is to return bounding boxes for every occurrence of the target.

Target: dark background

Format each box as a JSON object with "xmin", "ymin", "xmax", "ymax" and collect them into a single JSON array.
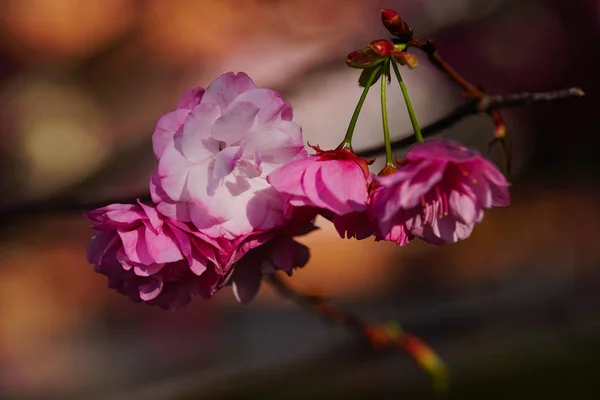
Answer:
[{"xmin": 0, "ymin": 0, "xmax": 598, "ymax": 398}]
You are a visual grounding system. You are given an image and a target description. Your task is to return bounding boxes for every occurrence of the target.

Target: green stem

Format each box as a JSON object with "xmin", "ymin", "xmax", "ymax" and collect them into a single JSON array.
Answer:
[
  {"xmin": 380, "ymin": 60, "xmax": 393, "ymax": 166},
  {"xmin": 392, "ymin": 60, "xmax": 424, "ymax": 143},
  {"xmin": 341, "ymin": 66, "xmax": 381, "ymax": 148}
]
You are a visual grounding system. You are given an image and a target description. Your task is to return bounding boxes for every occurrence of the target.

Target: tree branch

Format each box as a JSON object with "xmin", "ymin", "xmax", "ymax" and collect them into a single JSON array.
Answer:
[
  {"xmin": 266, "ymin": 274, "xmax": 448, "ymax": 393},
  {"xmin": 355, "ymin": 87, "xmax": 584, "ymax": 159}
]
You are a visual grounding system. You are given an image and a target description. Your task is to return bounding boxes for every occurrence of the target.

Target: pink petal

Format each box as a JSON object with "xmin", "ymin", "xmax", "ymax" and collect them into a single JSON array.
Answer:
[
  {"xmin": 137, "ymin": 200, "xmax": 163, "ymax": 232},
  {"xmin": 300, "ymin": 162, "xmax": 330, "ymax": 210},
  {"xmin": 431, "ymin": 215, "xmax": 466, "ymax": 243},
  {"xmin": 250, "ymin": 123, "xmax": 306, "ymax": 165},
  {"xmin": 116, "ymin": 247, "xmax": 133, "ymax": 271},
  {"xmin": 86, "ymin": 204, "xmax": 142, "ymax": 229},
  {"xmin": 139, "ymin": 277, "xmax": 164, "ymax": 301},
  {"xmin": 479, "ymin": 159, "xmax": 509, "ymax": 187},
  {"xmin": 212, "ymin": 146, "xmax": 243, "ymax": 181},
  {"xmin": 201, "ymin": 72, "xmax": 257, "ymax": 111},
  {"xmin": 233, "ymin": 88, "xmax": 290, "ymax": 124},
  {"xmin": 490, "ymin": 183, "xmax": 511, "ymax": 207},
  {"xmin": 177, "ymin": 87, "xmax": 205, "ymax": 109},
  {"xmin": 156, "ymin": 200, "xmax": 191, "ymax": 222},
  {"xmin": 267, "ymin": 157, "xmax": 314, "ymax": 197},
  {"xmin": 179, "ymin": 103, "xmax": 221, "ymax": 163},
  {"xmin": 134, "ymin": 263, "xmax": 164, "ymax": 277},
  {"xmin": 212, "ymin": 101, "xmax": 260, "ymax": 144},
  {"xmin": 153, "ymin": 109, "xmax": 190, "ymax": 158},
  {"xmin": 398, "ymin": 160, "xmax": 446, "ymax": 209},
  {"xmin": 231, "ymin": 263, "xmax": 263, "ymax": 305},
  {"xmin": 144, "ymin": 227, "xmax": 183, "ymax": 264},
  {"xmin": 118, "ymin": 227, "xmax": 154, "ymax": 265},
  {"xmin": 87, "ymin": 232, "xmax": 116, "ymax": 265},
  {"xmin": 318, "ymin": 161, "xmax": 368, "ymax": 214},
  {"xmin": 407, "ymin": 139, "xmax": 481, "ymax": 163},
  {"xmin": 189, "ymin": 257, "xmax": 208, "ymax": 276},
  {"xmin": 448, "ymin": 190, "xmax": 481, "ymax": 225},
  {"xmin": 461, "ymin": 174, "xmax": 492, "ymax": 209},
  {"xmin": 188, "ymin": 202, "xmax": 224, "ymax": 230},
  {"xmin": 157, "ymin": 146, "xmax": 193, "ymax": 201}
]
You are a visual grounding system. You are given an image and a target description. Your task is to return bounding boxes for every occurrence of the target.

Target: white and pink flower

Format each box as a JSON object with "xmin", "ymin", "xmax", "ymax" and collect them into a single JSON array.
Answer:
[{"xmin": 151, "ymin": 72, "xmax": 307, "ymax": 241}]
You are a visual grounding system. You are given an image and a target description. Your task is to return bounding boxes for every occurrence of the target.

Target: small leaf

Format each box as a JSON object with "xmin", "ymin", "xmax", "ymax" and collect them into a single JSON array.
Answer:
[{"xmin": 358, "ymin": 65, "xmax": 382, "ymax": 87}]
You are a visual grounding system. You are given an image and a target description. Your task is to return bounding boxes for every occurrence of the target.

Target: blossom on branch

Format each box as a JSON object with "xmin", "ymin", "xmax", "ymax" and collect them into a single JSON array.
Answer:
[
  {"xmin": 151, "ymin": 72, "xmax": 307, "ymax": 242},
  {"xmin": 371, "ymin": 139, "xmax": 510, "ymax": 244},
  {"xmin": 86, "ymin": 202, "xmax": 224, "ymax": 309},
  {"xmin": 267, "ymin": 145, "xmax": 372, "ymax": 238}
]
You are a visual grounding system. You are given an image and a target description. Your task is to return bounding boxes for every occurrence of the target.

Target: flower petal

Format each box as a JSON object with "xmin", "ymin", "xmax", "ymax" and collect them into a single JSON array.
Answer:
[
  {"xmin": 202, "ymin": 72, "xmax": 257, "ymax": 111},
  {"xmin": 179, "ymin": 103, "xmax": 221, "ymax": 163},
  {"xmin": 213, "ymin": 146, "xmax": 243, "ymax": 181},
  {"xmin": 407, "ymin": 139, "xmax": 481, "ymax": 163},
  {"xmin": 177, "ymin": 87, "xmax": 205, "ymax": 109},
  {"xmin": 153, "ymin": 109, "xmax": 190, "ymax": 158},
  {"xmin": 231, "ymin": 263, "xmax": 263, "ymax": 305},
  {"xmin": 139, "ymin": 277, "xmax": 164, "ymax": 301},
  {"xmin": 212, "ymin": 101, "xmax": 260, "ymax": 145},
  {"xmin": 157, "ymin": 146, "xmax": 194, "ymax": 201}
]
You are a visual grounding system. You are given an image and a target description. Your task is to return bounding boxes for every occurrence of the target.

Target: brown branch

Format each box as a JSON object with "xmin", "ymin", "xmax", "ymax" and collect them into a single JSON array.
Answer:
[
  {"xmin": 355, "ymin": 87, "xmax": 585, "ymax": 159},
  {"xmin": 410, "ymin": 39, "xmax": 512, "ymax": 174},
  {"xmin": 266, "ymin": 274, "xmax": 449, "ymax": 393}
]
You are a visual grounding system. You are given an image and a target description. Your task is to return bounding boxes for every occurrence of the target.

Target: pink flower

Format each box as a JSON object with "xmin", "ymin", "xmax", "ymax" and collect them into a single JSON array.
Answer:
[
  {"xmin": 267, "ymin": 145, "xmax": 371, "ymax": 219},
  {"xmin": 369, "ymin": 185, "xmax": 413, "ymax": 245},
  {"xmin": 151, "ymin": 72, "xmax": 307, "ymax": 241},
  {"xmin": 228, "ymin": 234, "xmax": 311, "ymax": 304},
  {"xmin": 371, "ymin": 139, "xmax": 510, "ymax": 244},
  {"xmin": 86, "ymin": 201, "xmax": 225, "ymax": 309}
]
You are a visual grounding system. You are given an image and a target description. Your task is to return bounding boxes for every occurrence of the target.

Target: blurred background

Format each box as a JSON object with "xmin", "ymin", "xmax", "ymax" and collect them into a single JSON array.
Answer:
[{"xmin": 0, "ymin": 0, "xmax": 599, "ymax": 398}]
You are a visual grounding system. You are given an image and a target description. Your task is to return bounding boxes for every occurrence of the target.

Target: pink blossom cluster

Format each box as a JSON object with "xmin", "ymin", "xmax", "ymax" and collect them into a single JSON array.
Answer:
[
  {"xmin": 86, "ymin": 72, "xmax": 509, "ymax": 309},
  {"xmin": 269, "ymin": 139, "xmax": 510, "ymax": 247},
  {"xmin": 87, "ymin": 72, "xmax": 313, "ymax": 309}
]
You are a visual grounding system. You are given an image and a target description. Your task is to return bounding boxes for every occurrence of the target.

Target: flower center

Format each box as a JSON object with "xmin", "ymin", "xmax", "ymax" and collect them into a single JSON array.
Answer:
[{"xmin": 420, "ymin": 185, "xmax": 449, "ymax": 225}]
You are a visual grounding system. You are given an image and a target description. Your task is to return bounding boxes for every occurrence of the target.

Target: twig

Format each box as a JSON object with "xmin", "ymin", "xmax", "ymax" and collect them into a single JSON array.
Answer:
[
  {"xmin": 266, "ymin": 274, "xmax": 449, "ymax": 393},
  {"xmin": 410, "ymin": 39, "xmax": 512, "ymax": 174},
  {"xmin": 355, "ymin": 87, "xmax": 584, "ymax": 159}
]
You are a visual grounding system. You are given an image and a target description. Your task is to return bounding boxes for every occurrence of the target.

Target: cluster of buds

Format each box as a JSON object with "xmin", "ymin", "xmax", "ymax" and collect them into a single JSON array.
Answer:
[{"xmin": 347, "ymin": 9, "xmax": 418, "ymax": 86}]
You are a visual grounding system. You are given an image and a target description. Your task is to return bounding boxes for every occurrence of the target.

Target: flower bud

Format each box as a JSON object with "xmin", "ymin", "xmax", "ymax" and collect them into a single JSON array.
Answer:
[
  {"xmin": 393, "ymin": 51, "xmax": 418, "ymax": 69},
  {"xmin": 346, "ymin": 49, "xmax": 381, "ymax": 69},
  {"xmin": 381, "ymin": 9, "xmax": 413, "ymax": 42},
  {"xmin": 368, "ymin": 39, "xmax": 394, "ymax": 57}
]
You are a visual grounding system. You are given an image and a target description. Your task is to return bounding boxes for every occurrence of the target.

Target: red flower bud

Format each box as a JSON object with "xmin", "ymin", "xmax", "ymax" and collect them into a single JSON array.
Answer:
[
  {"xmin": 368, "ymin": 39, "xmax": 394, "ymax": 57},
  {"xmin": 346, "ymin": 49, "xmax": 381, "ymax": 69},
  {"xmin": 381, "ymin": 9, "xmax": 413, "ymax": 42}
]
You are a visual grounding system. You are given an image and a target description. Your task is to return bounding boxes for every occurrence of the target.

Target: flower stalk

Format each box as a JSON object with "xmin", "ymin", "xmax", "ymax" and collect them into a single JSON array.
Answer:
[
  {"xmin": 380, "ymin": 60, "xmax": 394, "ymax": 166},
  {"xmin": 341, "ymin": 65, "xmax": 382, "ymax": 148},
  {"xmin": 392, "ymin": 60, "xmax": 424, "ymax": 143}
]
